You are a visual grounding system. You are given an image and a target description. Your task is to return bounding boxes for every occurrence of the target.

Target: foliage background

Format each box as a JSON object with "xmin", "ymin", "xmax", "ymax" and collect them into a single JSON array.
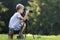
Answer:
[{"xmin": 0, "ymin": 0, "xmax": 60, "ymax": 35}]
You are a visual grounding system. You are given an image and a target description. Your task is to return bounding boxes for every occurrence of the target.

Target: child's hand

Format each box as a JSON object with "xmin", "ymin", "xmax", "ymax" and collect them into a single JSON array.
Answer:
[{"xmin": 26, "ymin": 10, "xmax": 29, "ymax": 14}]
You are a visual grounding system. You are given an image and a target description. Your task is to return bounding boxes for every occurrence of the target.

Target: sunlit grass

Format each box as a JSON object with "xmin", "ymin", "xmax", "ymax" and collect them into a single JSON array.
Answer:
[{"xmin": 0, "ymin": 34, "xmax": 60, "ymax": 40}]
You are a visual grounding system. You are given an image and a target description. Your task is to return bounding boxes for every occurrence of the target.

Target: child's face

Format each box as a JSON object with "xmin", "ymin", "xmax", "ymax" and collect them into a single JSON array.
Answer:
[{"xmin": 19, "ymin": 8, "xmax": 24, "ymax": 14}]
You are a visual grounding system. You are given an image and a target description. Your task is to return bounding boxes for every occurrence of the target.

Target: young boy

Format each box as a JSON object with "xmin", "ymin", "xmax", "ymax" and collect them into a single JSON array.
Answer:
[{"xmin": 8, "ymin": 4, "xmax": 29, "ymax": 40}]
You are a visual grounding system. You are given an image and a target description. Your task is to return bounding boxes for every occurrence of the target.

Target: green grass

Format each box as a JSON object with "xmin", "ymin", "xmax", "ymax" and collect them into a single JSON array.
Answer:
[{"xmin": 0, "ymin": 34, "xmax": 60, "ymax": 40}]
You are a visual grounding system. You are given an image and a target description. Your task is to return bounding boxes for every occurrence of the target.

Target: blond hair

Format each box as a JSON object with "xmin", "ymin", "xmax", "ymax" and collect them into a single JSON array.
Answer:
[{"xmin": 16, "ymin": 4, "xmax": 24, "ymax": 11}]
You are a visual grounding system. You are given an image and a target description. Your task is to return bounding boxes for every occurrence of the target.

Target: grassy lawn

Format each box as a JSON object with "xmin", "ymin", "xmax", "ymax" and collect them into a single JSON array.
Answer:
[{"xmin": 0, "ymin": 34, "xmax": 60, "ymax": 40}]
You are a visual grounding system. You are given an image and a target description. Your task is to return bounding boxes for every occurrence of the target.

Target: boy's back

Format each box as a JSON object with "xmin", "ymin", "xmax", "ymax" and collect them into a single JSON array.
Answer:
[{"xmin": 9, "ymin": 12, "xmax": 23, "ymax": 30}]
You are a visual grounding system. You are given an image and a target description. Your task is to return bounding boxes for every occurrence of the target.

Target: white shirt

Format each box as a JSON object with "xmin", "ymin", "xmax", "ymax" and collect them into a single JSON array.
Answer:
[{"xmin": 9, "ymin": 12, "xmax": 23, "ymax": 30}]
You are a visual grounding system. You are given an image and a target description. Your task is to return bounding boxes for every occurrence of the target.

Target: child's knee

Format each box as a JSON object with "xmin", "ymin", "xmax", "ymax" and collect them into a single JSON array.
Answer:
[{"xmin": 24, "ymin": 23, "xmax": 26, "ymax": 27}]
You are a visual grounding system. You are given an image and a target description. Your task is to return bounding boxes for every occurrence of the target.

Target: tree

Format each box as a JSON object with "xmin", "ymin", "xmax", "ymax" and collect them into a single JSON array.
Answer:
[{"xmin": 0, "ymin": 2, "xmax": 8, "ymax": 33}]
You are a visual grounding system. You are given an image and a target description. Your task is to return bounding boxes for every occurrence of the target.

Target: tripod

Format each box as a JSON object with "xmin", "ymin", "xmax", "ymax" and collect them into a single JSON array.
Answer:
[{"xmin": 24, "ymin": 18, "xmax": 35, "ymax": 39}]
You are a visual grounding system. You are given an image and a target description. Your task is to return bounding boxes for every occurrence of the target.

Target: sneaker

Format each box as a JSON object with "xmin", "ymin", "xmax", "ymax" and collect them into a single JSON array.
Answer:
[{"xmin": 17, "ymin": 35, "xmax": 24, "ymax": 39}]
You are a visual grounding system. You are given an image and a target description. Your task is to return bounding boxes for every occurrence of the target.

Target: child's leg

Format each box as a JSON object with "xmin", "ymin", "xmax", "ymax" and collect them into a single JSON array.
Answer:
[
  {"xmin": 8, "ymin": 29, "xmax": 14, "ymax": 40},
  {"xmin": 19, "ymin": 23, "xmax": 26, "ymax": 36}
]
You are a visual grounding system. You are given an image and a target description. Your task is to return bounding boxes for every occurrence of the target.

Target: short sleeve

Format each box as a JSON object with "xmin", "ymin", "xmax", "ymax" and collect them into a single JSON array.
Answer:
[
  {"xmin": 18, "ymin": 14, "xmax": 21, "ymax": 17},
  {"xmin": 17, "ymin": 13, "xmax": 23, "ymax": 20}
]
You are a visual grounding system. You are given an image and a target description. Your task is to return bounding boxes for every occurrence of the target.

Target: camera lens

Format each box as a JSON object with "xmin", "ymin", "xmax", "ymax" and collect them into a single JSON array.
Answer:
[
  {"xmin": 24, "ymin": 8, "xmax": 33, "ymax": 13},
  {"xmin": 29, "ymin": 10, "xmax": 33, "ymax": 13}
]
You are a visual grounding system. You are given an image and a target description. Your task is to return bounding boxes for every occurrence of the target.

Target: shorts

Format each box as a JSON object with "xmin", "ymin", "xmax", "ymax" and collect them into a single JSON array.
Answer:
[{"xmin": 9, "ymin": 23, "xmax": 24, "ymax": 31}]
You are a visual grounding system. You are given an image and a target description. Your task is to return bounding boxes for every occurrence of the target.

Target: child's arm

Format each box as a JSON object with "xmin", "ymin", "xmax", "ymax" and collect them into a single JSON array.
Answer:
[{"xmin": 19, "ymin": 10, "xmax": 29, "ymax": 21}]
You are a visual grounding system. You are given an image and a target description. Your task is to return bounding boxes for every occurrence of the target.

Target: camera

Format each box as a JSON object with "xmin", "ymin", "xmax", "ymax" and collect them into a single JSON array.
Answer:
[
  {"xmin": 21, "ymin": 8, "xmax": 33, "ymax": 16},
  {"xmin": 24, "ymin": 8, "xmax": 33, "ymax": 13}
]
